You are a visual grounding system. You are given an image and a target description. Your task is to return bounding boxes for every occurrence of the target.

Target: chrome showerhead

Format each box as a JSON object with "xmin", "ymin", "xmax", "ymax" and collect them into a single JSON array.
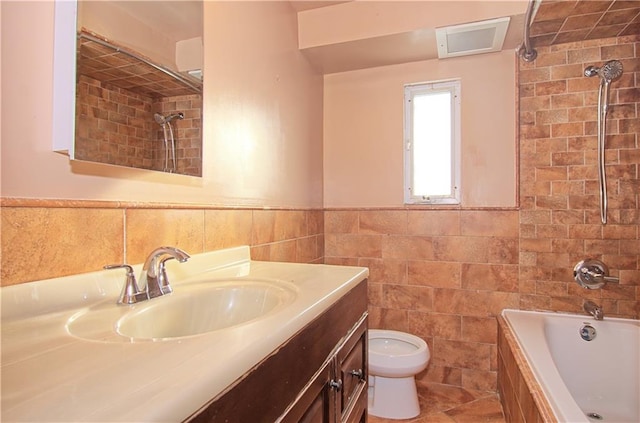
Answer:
[
  {"xmin": 154, "ymin": 113, "xmax": 166, "ymax": 125},
  {"xmin": 600, "ymin": 60, "xmax": 623, "ymax": 82},
  {"xmin": 153, "ymin": 112, "xmax": 184, "ymax": 125},
  {"xmin": 584, "ymin": 60, "xmax": 623, "ymax": 83}
]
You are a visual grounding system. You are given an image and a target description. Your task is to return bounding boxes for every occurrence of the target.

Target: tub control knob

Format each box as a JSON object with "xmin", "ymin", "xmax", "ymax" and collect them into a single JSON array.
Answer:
[
  {"xmin": 329, "ymin": 379, "xmax": 343, "ymax": 391},
  {"xmin": 573, "ymin": 259, "xmax": 619, "ymax": 289}
]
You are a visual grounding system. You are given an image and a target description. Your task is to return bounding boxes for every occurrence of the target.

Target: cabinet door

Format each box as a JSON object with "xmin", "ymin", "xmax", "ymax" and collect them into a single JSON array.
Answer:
[
  {"xmin": 337, "ymin": 318, "xmax": 368, "ymax": 422},
  {"xmin": 280, "ymin": 362, "xmax": 336, "ymax": 423},
  {"xmin": 344, "ymin": 392, "xmax": 367, "ymax": 423}
]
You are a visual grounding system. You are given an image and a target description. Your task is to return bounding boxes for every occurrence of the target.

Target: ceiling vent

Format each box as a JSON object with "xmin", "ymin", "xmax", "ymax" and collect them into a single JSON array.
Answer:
[{"xmin": 436, "ymin": 17, "xmax": 510, "ymax": 59}]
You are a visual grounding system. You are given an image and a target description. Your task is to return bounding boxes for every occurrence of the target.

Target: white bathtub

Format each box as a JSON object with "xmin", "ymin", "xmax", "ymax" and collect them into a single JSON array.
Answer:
[{"xmin": 502, "ymin": 309, "xmax": 640, "ymax": 423}]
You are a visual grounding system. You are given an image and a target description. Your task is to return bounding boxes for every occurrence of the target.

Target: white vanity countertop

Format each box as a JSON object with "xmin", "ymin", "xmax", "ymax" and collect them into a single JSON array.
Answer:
[{"xmin": 1, "ymin": 246, "xmax": 368, "ymax": 422}]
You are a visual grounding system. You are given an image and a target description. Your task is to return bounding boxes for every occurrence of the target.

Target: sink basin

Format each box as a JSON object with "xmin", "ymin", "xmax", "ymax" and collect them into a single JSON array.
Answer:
[
  {"xmin": 66, "ymin": 279, "xmax": 296, "ymax": 342},
  {"xmin": 118, "ymin": 281, "xmax": 295, "ymax": 340}
]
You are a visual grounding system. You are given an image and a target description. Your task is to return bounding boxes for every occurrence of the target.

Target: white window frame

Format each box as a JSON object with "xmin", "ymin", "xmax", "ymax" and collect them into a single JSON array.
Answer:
[{"xmin": 404, "ymin": 79, "xmax": 461, "ymax": 205}]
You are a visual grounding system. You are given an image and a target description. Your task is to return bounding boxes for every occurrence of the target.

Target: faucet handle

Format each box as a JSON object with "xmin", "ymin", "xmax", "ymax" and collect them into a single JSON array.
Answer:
[
  {"xmin": 573, "ymin": 259, "xmax": 619, "ymax": 289},
  {"xmin": 104, "ymin": 264, "xmax": 148, "ymax": 305}
]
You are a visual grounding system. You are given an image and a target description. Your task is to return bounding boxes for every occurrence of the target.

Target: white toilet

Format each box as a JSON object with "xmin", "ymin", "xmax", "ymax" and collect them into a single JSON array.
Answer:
[{"xmin": 368, "ymin": 329, "xmax": 430, "ymax": 419}]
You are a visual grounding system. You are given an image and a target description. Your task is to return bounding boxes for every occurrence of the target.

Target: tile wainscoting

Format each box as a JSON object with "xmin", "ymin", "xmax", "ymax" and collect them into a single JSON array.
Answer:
[
  {"xmin": 0, "ymin": 199, "xmax": 324, "ymax": 287},
  {"xmin": 325, "ymin": 208, "xmax": 520, "ymax": 392}
]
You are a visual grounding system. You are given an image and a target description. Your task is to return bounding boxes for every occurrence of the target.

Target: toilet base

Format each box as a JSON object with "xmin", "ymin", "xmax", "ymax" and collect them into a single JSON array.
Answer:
[{"xmin": 368, "ymin": 375, "xmax": 420, "ymax": 420}]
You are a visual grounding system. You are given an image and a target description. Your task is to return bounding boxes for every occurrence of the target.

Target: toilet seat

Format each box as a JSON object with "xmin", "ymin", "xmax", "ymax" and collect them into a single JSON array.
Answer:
[{"xmin": 368, "ymin": 329, "xmax": 430, "ymax": 377}]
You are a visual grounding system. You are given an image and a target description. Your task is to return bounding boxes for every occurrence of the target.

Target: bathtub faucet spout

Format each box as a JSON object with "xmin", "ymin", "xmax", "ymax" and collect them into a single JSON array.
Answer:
[{"xmin": 583, "ymin": 300, "xmax": 604, "ymax": 320}]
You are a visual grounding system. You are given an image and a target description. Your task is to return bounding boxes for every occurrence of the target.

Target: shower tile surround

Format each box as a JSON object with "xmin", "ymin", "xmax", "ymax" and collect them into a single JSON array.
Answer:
[
  {"xmin": 75, "ymin": 33, "xmax": 203, "ymax": 176},
  {"xmin": 153, "ymin": 95, "xmax": 202, "ymax": 175},
  {"xmin": 75, "ymin": 77, "xmax": 203, "ymax": 176},
  {"xmin": 1, "ymin": 13, "xmax": 638, "ymax": 420}
]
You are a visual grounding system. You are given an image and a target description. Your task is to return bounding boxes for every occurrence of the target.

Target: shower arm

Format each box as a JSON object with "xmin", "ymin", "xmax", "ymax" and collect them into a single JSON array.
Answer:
[
  {"xmin": 585, "ymin": 60, "xmax": 623, "ymax": 225},
  {"xmin": 519, "ymin": 0, "xmax": 539, "ymax": 62}
]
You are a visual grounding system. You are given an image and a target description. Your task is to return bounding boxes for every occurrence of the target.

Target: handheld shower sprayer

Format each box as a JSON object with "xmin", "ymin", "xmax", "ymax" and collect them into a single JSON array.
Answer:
[
  {"xmin": 584, "ymin": 60, "xmax": 623, "ymax": 225},
  {"xmin": 584, "ymin": 60, "xmax": 623, "ymax": 83},
  {"xmin": 153, "ymin": 111, "xmax": 184, "ymax": 173}
]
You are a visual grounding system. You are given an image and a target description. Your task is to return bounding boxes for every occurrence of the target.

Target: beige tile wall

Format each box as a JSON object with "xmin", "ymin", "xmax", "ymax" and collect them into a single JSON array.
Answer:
[
  {"xmin": 519, "ymin": 35, "xmax": 639, "ymax": 318},
  {"xmin": 75, "ymin": 75, "xmax": 155, "ymax": 169},
  {"xmin": 0, "ymin": 201, "xmax": 324, "ymax": 286},
  {"xmin": 324, "ymin": 209, "xmax": 520, "ymax": 392}
]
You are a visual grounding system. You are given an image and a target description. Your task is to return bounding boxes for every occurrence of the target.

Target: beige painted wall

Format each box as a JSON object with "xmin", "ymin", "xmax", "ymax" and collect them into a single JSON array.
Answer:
[
  {"xmin": 323, "ymin": 51, "xmax": 517, "ymax": 208},
  {"xmin": 1, "ymin": 1, "xmax": 323, "ymax": 208}
]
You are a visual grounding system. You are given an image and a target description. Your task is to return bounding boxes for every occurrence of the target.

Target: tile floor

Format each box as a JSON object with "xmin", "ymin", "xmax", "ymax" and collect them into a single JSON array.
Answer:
[{"xmin": 368, "ymin": 382, "xmax": 506, "ymax": 423}]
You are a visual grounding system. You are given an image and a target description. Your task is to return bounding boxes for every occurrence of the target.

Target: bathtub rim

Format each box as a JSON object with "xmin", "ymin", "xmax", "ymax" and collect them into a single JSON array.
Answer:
[
  {"xmin": 498, "ymin": 312, "xmax": 558, "ymax": 423},
  {"xmin": 500, "ymin": 308, "xmax": 640, "ymax": 423}
]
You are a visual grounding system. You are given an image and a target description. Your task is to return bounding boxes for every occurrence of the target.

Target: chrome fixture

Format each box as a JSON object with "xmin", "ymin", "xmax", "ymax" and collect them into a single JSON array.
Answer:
[
  {"xmin": 104, "ymin": 264, "xmax": 147, "ymax": 304},
  {"xmin": 140, "ymin": 246, "xmax": 190, "ymax": 300},
  {"xmin": 518, "ymin": 0, "xmax": 540, "ymax": 62},
  {"xmin": 579, "ymin": 322, "xmax": 597, "ymax": 340},
  {"xmin": 583, "ymin": 300, "xmax": 604, "ymax": 321},
  {"xmin": 104, "ymin": 246, "xmax": 190, "ymax": 304},
  {"xmin": 584, "ymin": 60, "xmax": 623, "ymax": 224},
  {"xmin": 154, "ymin": 112, "xmax": 184, "ymax": 173},
  {"xmin": 573, "ymin": 258, "xmax": 620, "ymax": 289},
  {"xmin": 154, "ymin": 112, "xmax": 184, "ymax": 125}
]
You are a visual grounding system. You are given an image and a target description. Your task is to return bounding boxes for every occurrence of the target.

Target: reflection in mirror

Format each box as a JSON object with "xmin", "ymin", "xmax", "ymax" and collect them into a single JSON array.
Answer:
[{"xmin": 74, "ymin": 1, "xmax": 203, "ymax": 177}]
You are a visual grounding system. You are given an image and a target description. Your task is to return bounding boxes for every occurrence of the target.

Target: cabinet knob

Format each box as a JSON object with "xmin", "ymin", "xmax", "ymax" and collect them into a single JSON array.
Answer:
[
  {"xmin": 329, "ymin": 379, "xmax": 343, "ymax": 391},
  {"xmin": 349, "ymin": 369, "xmax": 364, "ymax": 381}
]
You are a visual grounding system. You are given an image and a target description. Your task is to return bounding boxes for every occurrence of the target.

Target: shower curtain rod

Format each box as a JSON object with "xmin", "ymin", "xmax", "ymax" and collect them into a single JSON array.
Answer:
[
  {"xmin": 78, "ymin": 32, "xmax": 202, "ymax": 93},
  {"xmin": 519, "ymin": 0, "xmax": 538, "ymax": 62}
]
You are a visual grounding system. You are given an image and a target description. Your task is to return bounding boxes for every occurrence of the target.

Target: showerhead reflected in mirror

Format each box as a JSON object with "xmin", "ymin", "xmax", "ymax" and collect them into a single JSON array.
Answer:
[{"xmin": 73, "ymin": 1, "xmax": 203, "ymax": 177}]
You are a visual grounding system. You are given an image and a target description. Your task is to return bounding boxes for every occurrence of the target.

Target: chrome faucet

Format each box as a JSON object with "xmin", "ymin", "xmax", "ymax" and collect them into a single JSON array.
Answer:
[
  {"xmin": 574, "ymin": 259, "xmax": 619, "ymax": 289},
  {"xmin": 583, "ymin": 300, "xmax": 604, "ymax": 321},
  {"xmin": 139, "ymin": 246, "xmax": 190, "ymax": 300},
  {"xmin": 105, "ymin": 246, "xmax": 190, "ymax": 304}
]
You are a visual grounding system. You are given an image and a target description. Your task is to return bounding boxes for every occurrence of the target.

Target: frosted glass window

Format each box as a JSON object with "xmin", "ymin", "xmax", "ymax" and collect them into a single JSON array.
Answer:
[{"xmin": 404, "ymin": 80, "xmax": 461, "ymax": 204}]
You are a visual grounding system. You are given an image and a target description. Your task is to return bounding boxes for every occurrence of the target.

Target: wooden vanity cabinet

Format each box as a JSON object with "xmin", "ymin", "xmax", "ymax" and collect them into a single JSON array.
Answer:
[
  {"xmin": 187, "ymin": 279, "xmax": 368, "ymax": 423},
  {"xmin": 337, "ymin": 320, "xmax": 367, "ymax": 423},
  {"xmin": 282, "ymin": 315, "xmax": 367, "ymax": 423}
]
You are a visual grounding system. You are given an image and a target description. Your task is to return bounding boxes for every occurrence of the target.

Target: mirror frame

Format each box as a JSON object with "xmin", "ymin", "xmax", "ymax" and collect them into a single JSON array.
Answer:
[{"xmin": 52, "ymin": 0, "xmax": 203, "ymax": 177}]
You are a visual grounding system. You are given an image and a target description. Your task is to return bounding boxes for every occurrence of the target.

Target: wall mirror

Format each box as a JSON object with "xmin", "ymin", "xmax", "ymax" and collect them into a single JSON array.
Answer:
[{"xmin": 64, "ymin": 1, "xmax": 204, "ymax": 177}]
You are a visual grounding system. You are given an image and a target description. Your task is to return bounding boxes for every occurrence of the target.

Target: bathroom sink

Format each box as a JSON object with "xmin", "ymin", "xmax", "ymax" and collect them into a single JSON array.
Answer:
[
  {"xmin": 66, "ymin": 279, "xmax": 297, "ymax": 342},
  {"xmin": 118, "ymin": 281, "xmax": 296, "ymax": 340}
]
